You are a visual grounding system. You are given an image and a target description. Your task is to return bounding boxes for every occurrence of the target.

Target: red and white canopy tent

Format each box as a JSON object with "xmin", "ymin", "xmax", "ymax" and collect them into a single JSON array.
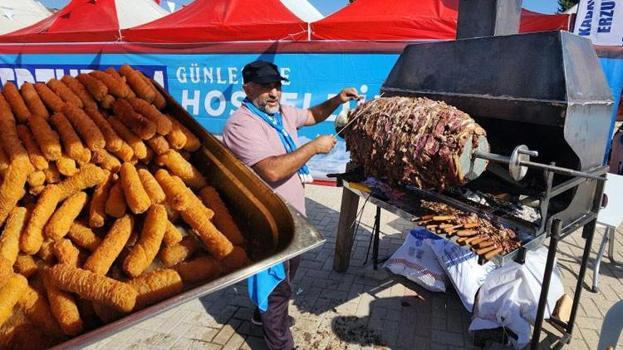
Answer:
[
  {"xmin": 122, "ymin": 0, "xmax": 309, "ymax": 43},
  {"xmin": 0, "ymin": 0, "xmax": 168, "ymax": 42},
  {"xmin": 310, "ymin": 0, "xmax": 570, "ymax": 41}
]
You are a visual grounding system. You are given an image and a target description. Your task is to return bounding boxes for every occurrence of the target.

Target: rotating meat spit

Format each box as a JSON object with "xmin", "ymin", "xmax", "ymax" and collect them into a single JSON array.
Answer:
[{"xmin": 473, "ymin": 145, "xmax": 607, "ymax": 182}]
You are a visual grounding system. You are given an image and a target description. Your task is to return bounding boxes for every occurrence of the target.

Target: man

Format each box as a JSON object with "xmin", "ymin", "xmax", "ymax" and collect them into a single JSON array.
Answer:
[{"xmin": 222, "ymin": 60, "xmax": 359, "ymax": 350}]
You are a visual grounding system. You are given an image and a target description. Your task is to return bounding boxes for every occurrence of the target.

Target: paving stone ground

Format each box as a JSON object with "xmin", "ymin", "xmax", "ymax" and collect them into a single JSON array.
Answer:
[{"xmin": 86, "ymin": 185, "xmax": 623, "ymax": 350}]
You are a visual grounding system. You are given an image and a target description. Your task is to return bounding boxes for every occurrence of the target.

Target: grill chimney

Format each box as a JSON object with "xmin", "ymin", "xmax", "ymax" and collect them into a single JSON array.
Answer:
[{"xmin": 457, "ymin": 0, "xmax": 523, "ymax": 39}]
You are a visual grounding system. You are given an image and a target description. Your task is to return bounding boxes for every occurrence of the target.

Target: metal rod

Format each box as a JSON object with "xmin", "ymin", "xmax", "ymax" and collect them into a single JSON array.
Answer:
[
  {"xmin": 566, "ymin": 219, "xmax": 597, "ymax": 337},
  {"xmin": 372, "ymin": 206, "xmax": 381, "ymax": 270},
  {"xmin": 531, "ymin": 219, "xmax": 561, "ymax": 349},
  {"xmin": 519, "ymin": 160, "xmax": 606, "ymax": 181}
]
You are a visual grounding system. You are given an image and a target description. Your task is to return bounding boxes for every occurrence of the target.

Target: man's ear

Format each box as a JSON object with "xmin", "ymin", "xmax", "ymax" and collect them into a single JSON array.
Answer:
[{"xmin": 243, "ymin": 82, "xmax": 256, "ymax": 96}]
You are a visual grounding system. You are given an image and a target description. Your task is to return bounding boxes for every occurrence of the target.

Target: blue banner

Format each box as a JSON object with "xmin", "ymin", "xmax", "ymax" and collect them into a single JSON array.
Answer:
[{"xmin": 0, "ymin": 52, "xmax": 400, "ymax": 178}]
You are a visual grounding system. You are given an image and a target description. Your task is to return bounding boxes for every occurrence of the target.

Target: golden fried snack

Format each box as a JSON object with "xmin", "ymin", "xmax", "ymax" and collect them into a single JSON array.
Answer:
[
  {"xmin": 27, "ymin": 170, "xmax": 46, "ymax": 188},
  {"xmin": 29, "ymin": 185, "xmax": 45, "ymax": 196},
  {"xmin": 159, "ymin": 235, "xmax": 199, "ymax": 267},
  {"xmin": 119, "ymin": 65, "xmax": 155, "ymax": 102},
  {"xmin": 83, "ymin": 106, "xmax": 123, "ymax": 152},
  {"xmin": 110, "ymin": 142, "xmax": 134, "ymax": 163},
  {"xmin": 108, "ymin": 116, "xmax": 147, "ymax": 159},
  {"xmin": 76, "ymin": 73, "xmax": 107, "ymax": 102},
  {"xmin": 140, "ymin": 73, "xmax": 166, "ymax": 110},
  {"xmin": 83, "ymin": 215, "xmax": 132, "ymax": 275},
  {"xmin": 61, "ymin": 104, "xmax": 105, "ymax": 151},
  {"xmin": 37, "ymin": 239, "xmax": 55, "ymax": 264},
  {"xmin": 88, "ymin": 171, "xmax": 112, "ymax": 228},
  {"xmin": 50, "ymin": 112, "xmax": 91, "ymax": 164},
  {"xmin": 137, "ymin": 168, "xmax": 165, "ymax": 205},
  {"xmin": 14, "ymin": 255, "xmax": 38, "ymax": 278},
  {"xmin": 47, "ymin": 264, "xmax": 137, "ymax": 313},
  {"xmin": 141, "ymin": 146, "xmax": 155, "ymax": 165},
  {"xmin": 90, "ymin": 71, "xmax": 129, "ymax": 98},
  {"xmin": 164, "ymin": 115, "xmax": 187, "ymax": 150},
  {"xmin": 163, "ymin": 221, "xmax": 183, "ymax": 247},
  {"xmin": 16, "ymin": 125, "xmax": 48, "ymax": 170},
  {"xmin": 174, "ymin": 256, "xmax": 222, "ymax": 284},
  {"xmin": 165, "ymin": 203, "xmax": 180, "ymax": 222},
  {"xmin": 157, "ymin": 150, "xmax": 206, "ymax": 189},
  {"xmin": 20, "ymin": 82, "xmax": 49, "ymax": 119},
  {"xmin": 20, "ymin": 186, "xmax": 61, "ymax": 255},
  {"xmin": 104, "ymin": 181, "xmax": 126, "ymax": 218},
  {"xmin": 68, "ymin": 222, "xmax": 102, "ymax": 252},
  {"xmin": 2, "ymin": 82, "xmax": 30, "ymax": 122},
  {"xmin": 47, "ymin": 79, "xmax": 83, "ymax": 108},
  {"xmin": 120, "ymin": 162, "xmax": 151, "ymax": 214},
  {"xmin": 0, "ymin": 207, "xmax": 27, "ymax": 265},
  {"xmin": 0, "ymin": 146, "xmax": 8, "ymax": 177},
  {"xmin": 123, "ymin": 205, "xmax": 167, "ymax": 277},
  {"xmin": 55, "ymin": 154, "xmax": 78, "ymax": 177},
  {"xmin": 222, "ymin": 246, "xmax": 250, "ymax": 274},
  {"xmin": 43, "ymin": 273, "xmax": 83, "ymax": 336},
  {"xmin": 0, "ymin": 274, "xmax": 28, "ymax": 326},
  {"xmin": 56, "ymin": 163, "xmax": 107, "ymax": 200},
  {"xmin": 154, "ymin": 169, "xmax": 190, "ymax": 211},
  {"xmin": 169, "ymin": 117, "xmax": 201, "ymax": 152},
  {"xmin": 181, "ymin": 208, "xmax": 232, "ymax": 260},
  {"xmin": 17, "ymin": 284, "xmax": 64, "ymax": 338},
  {"xmin": 112, "ymin": 99, "xmax": 156, "ymax": 140},
  {"xmin": 33, "ymin": 83, "xmax": 64, "ymax": 113},
  {"xmin": 52, "ymin": 239, "xmax": 80, "ymax": 267},
  {"xmin": 199, "ymin": 186, "xmax": 245, "ymax": 246},
  {"xmin": 100, "ymin": 94, "xmax": 115, "ymax": 109},
  {"xmin": 0, "ymin": 256, "xmax": 11, "ymax": 289},
  {"xmin": 43, "ymin": 163, "xmax": 61, "ymax": 184},
  {"xmin": 0, "ymin": 160, "xmax": 28, "ymax": 226},
  {"xmin": 146, "ymin": 135, "xmax": 170, "ymax": 156},
  {"xmin": 45, "ymin": 191, "xmax": 88, "ymax": 241},
  {"xmin": 105, "ymin": 67, "xmax": 123, "ymax": 81},
  {"xmin": 28, "ymin": 114, "xmax": 62, "ymax": 161},
  {"xmin": 61, "ymin": 75, "xmax": 98, "ymax": 110},
  {"xmin": 128, "ymin": 269, "xmax": 183, "ymax": 309},
  {"xmin": 91, "ymin": 149, "xmax": 121, "ymax": 173},
  {"xmin": 127, "ymin": 97, "xmax": 172, "ymax": 135},
  {"xmin": 0, "ymin": 93, "xmax": 13, "ymax": 120}
]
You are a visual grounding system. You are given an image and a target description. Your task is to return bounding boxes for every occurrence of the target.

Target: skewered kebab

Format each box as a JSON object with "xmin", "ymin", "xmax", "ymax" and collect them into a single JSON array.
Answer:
[{"xmin": 344, "ymin": 96, "xmax": 490, "ymax": 190}]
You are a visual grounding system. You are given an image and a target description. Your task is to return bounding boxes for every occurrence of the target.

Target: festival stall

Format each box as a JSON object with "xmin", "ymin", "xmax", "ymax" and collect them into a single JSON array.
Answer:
[
  {"xmin": 0, "ymin": 0, "xmax": 167, "ymax": 42},
  {"xmin": 0, "ymin": 0, "xmax": 51, "ymax": 35},
  {"xmin": 0, "ymin": 0, "xmax": 573, "ymax": 178}
]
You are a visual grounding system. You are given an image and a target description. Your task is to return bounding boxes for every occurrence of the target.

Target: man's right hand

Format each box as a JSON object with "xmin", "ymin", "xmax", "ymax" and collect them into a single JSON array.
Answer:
[{"xmin": 313, "ymin": 135, "xmax": 337, "ymax": 154}]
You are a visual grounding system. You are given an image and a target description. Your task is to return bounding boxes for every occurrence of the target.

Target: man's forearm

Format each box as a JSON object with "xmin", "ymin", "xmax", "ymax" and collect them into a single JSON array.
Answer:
[
  {"xmin": 253, "ymin": 142, "xmax": 317, "ymax": 183},
  {"xmin": 308, "ymin": 95, "xmax": 343, "ymax": 124}
]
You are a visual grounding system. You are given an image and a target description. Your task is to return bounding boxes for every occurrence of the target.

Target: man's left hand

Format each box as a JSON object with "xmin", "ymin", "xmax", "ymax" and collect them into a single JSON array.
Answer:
[{"xmin": 338, "ymin": 88, "xmax": 360, "ymax": 103}]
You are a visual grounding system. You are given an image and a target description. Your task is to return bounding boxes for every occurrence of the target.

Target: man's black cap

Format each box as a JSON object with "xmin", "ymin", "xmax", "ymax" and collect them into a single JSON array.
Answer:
[{"xmin": 242, "ymin": 60, "xmax": 289, "ymax": 84}]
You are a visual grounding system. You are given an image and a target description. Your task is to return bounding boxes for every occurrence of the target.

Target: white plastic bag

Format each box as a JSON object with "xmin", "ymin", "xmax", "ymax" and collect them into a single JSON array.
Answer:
[
  {"xmin": 429, "ymin": 239, "xmax": 498, "ymax": 311},
  {"xmin": 469, "ymin": 247, "xmax": 564, "ymax": 349},
  {"xmin": 384, "ymin": 228, "xmax": 448, "ymax": 292}
]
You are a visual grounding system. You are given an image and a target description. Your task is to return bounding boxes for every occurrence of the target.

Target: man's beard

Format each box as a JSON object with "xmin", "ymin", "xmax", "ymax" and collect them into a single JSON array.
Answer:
[{"xmin": 260, "ymin": 100, "xmax": 280, "ymax": 115}]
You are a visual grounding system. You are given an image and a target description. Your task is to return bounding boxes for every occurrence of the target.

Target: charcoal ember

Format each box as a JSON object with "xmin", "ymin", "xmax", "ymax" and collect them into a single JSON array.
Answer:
[{"xmin": 345, "ymin": 97, "xmax": 489, "ymax": 190}]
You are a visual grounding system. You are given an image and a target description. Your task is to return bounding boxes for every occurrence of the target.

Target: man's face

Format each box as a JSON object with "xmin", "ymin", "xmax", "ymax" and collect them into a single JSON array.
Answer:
[{"xmin": 244, "ymin": 81, "xmax": 282, "ymax": 115}]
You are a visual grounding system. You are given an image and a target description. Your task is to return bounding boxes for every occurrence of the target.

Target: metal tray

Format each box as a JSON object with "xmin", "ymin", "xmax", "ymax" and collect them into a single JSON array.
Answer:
[
  {"xmin": 50, "ymin": 85, "xmax": 325, "ymax": 349},
  {"xmin": 341, "ymin": 180, "xmax": 542, "ymax": 266}
]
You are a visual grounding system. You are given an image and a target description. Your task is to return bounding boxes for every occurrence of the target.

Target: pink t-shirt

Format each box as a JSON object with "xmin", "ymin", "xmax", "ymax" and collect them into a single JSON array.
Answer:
[{"xmin": 222, "ymin": 104, "xmax": 309, "ymax": 215}]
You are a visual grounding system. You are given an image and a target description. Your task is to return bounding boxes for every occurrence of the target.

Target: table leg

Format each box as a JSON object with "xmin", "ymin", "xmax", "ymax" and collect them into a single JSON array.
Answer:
[
  {"xmin": 334, "ymin": 188, "xmax": 360, "ymax": 272},
  {"xmin": 592, "ymin": 226, "xmax": 610, "ymax": 293},
  {"xmin": 608, "ymin": 226, "xmax": 616, "ymax": 263}
]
